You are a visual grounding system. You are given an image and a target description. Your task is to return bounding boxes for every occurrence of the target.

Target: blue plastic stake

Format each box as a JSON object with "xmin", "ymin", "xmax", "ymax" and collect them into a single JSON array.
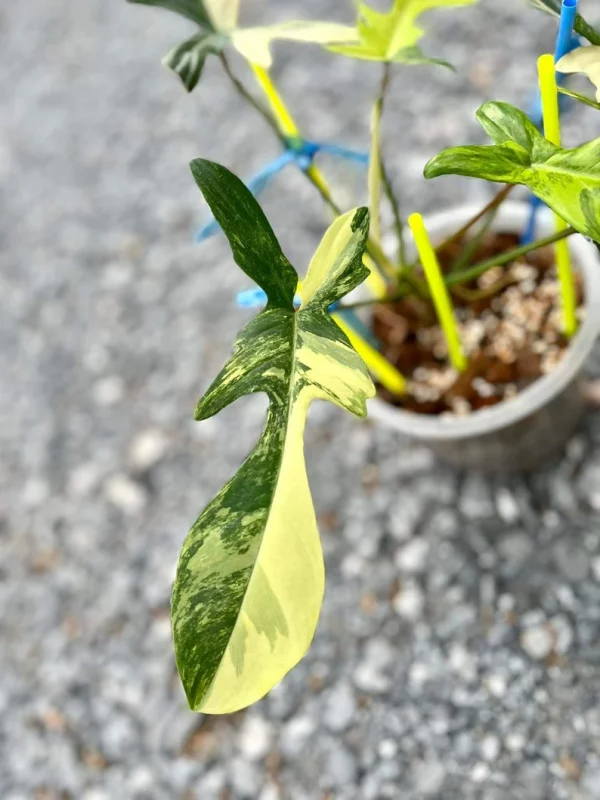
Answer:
[
  {"xmin": 522, "ymin": 0, "xmax": 579, "ymax": 244},
  {"xmin": 555, "ymin": 0, "xmax": 579, "ymax": 68}
]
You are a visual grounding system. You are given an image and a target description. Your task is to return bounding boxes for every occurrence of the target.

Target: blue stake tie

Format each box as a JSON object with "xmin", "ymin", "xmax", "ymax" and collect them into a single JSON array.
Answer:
[
  {"xmin": 196, "ymin": 137, "xmax": 368, "ymax": 243},
  {"xmin": 522, "ymin": 0, "xmax": 580, "ymax": 244}
]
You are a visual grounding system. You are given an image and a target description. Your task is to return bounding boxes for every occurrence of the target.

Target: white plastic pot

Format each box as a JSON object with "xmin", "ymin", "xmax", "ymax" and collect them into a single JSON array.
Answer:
[{"xmin": 367, "ymin": 202, "xmax": 600, "ymax": 472}]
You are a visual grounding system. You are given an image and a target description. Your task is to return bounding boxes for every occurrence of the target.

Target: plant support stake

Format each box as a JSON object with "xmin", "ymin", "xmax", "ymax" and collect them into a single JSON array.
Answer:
[
  {"xmin": 408, "ymin": 213, "xmax": 467, "ymax": 372},
  {"xmin": 522, "ymin": 0, "xmax": 579, "ymax": 245},
  {"xmin": 538, "ymin": 53, "xmax": 578, "ymax": 337},
  {"xmin": 335, "ymin": 313, "xmax": 406, "ymax": 396}
]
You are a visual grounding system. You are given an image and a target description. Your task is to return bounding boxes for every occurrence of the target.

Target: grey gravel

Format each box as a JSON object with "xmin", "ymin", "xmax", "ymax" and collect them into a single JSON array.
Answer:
[{"xmin": 5, "ymin": 0, "xmax": 600, "ymax": 798}]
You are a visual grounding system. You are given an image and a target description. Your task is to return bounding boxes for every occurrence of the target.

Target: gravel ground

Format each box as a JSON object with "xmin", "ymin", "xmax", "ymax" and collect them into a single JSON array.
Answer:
[{"xmin": 3, "ymin": 0, "xmax": 600, "ymax": 798}]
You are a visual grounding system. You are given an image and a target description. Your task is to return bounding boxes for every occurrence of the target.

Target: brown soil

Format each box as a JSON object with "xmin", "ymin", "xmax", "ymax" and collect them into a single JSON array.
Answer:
[{"xmin": 373, "ymin": 231, "xmax": 584, "ymax": 416}]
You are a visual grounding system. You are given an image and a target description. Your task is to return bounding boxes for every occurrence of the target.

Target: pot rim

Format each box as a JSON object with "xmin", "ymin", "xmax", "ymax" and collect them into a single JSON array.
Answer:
[{"xmin": 367, "ymin": 201, "xmax": 600, "ymax": 441}]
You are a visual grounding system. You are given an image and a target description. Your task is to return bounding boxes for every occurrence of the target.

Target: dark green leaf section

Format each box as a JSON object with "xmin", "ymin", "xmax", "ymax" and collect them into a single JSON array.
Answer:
[
  {"xmin": 127, "ymin": 0, "xmax": 214, "ymax": 28},
  {"xmin": 424, "ymin": 101, "xmax": 600, "ymax": 241},
  {"xmin": 190, "ymin": 159, "xmax": 298, "ymax": 310},
  {"xmin": 127, "ymin": 0, "xmax": 214, "ymax": 30},
  {"xmin": 163, "ymin": 32, "xmax": 226, "ymax": 91},
  {"xmin": 528, "ymin": 0, "xmax": 600, "ymax": 46}
]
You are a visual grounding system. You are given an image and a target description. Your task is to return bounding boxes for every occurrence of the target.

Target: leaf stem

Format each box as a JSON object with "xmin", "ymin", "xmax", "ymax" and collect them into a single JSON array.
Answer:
[
  {"xmin": 445, "ymin": 226, "xmax": 575, "ymax": 286},
  {"xmin": 220, "ymin": 54, "xmax": 284, "ymax": 144},
  {"xmin": 428, "ymin": 184, "xmax": 514, "ymax": 259},
  {"xmin": 340, "ymin": 226, "xmax": 576, "ymax": 308}
]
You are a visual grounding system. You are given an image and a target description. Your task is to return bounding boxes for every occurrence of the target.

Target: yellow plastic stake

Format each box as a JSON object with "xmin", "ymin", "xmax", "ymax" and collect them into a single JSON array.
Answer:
[
  {"xmin": 250, "ymin": 63, "xmax": 299, "ymax": 137},
  {"xmin": 334, "ymin": 313, "xmax": 407, "ymax": 396},
  {"xmin": 408, "ymin": 213, "xmax": 467, "ymax": 373},
  {"xmin": 249, "ymin": 62, "xmax": 388, "ymax": 296},
  {"xmin": 538, "ymin": 53, "xmax": 578, "ymax": 338}
]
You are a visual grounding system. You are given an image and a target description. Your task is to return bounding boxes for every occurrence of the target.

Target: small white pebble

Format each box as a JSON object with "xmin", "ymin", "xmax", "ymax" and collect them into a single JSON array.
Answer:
[
  {"xmin": 237, "ymin": 716, "xmax": 273, "ymax": 762},
  {"xmin": 505, "ymin": 732, "xmax": 526, "ymax": 753},
  {"xmin": 393, "ymin": 582, "xmax": 424, "ymax": 620},
  {"xmin": 395, "ymin": 538, "xmax": 429, "ymax": 573},
  {"xmin": 378, "ymin": 739, "xmax": 398, "ymax": 760},
  {"xmin": 521, "ymin": 625, "xmax": 553, "ymax": 660},
  {"xmin": 409, "ymin": 662, "xmax": 431, "ymax": 689},
  {"xmin": 471, "ymin": 762, "xmax": 491, "ymax": 783},
  {"xmin": 591, "ymin": 557, "xmax": 600, "ymax": 582},
  {"xmin": 104, "ymin": 474, "xmax": 147, "ymax": 515},
  {"xmin": 480, "ymin": 735, "xmax": 501, "ymax": 762},
  {"xmin": 93, "ymin": 375, "xmax": 124, "ymax": 406},
  {"xmin": 129, "ymin": 429, "xmax": 168, "ymax": 471},
  {"xmin": 487, "ymin": 674, "xmax": 507, "ymax": 698},
  {"xmin": 496, "ymin": 488, "xmax": 519, "ymax": 523}
]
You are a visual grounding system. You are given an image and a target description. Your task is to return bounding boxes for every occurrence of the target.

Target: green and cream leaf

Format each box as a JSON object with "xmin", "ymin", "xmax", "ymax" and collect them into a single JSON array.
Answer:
[
  {"xmin": 557, "ymin": 46, "xmax": 600, "ymax": 102},
  {"xmin": 327, "ymin": 0, "xmax": 477, "ymax": 65},
  {"xmin": 163, "ymin": 31, "xmax": 226, "ymax": 91},
  {"xmin": 424, "ymin": 100, "xmax": 600, "ymax": 241},
  {"xmin": 230, "ymin": 22, "xmax": 356, "ymax": 68},
  {"xmin": 172, "ymin": 159, "xmax": 375, "ymax": 714}
]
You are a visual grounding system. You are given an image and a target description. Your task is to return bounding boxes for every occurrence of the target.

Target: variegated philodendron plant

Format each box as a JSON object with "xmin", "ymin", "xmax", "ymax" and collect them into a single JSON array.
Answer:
[
  {"xmin": 173, "ymin": 160, "xmax": 375, "ymax": 713},
  {"xmin": 127, "ymin": 0, "xmax": 600, "ymax": 716}
]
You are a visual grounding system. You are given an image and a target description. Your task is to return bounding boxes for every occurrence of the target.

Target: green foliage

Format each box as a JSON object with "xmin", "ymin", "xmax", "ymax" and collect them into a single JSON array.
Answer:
[
  {"xmin": 163, "ymin": 31, "xmax": 226, "ymax": 91},
  {"xmin": 528, "ymin": 0, "xmax": 600, "ymax": 46},
  {"xmin": 127, "ymin": 0, "xmax": 214, "ymax": 29},
  {"xmin": 327, "ymin": 0, "xmax": 478, "ymax": 66},
  {"xmin": 424, "ymin": 101, "xmax": 600, "ymax": 241},
  {"xmin": 172, "ymin": 160, "xmax": 375, "ymax": 713}
]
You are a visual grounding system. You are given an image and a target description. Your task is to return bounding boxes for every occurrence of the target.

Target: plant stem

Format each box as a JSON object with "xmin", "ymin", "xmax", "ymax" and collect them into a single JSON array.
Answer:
[
  {"xmin": 371, "ymin": 64, "xmax": 406, "ymax": 269},
  {"xmin": 220, "ymin": 55, "xmax": 284, "ymax": 144},
  {"xmin": 340, "ymin": 226, "xmax": 576, "ymax": 309},
  {"xmin": 450, "ymin": 202, "xmax": 501, "ymax": 273},
  {"xmin": 431, "ymin": 184, "xmax": 514, "ymax": 257},
  {"xmin": 226, "ymin": 60, "xmax": 400, "ymax": 287},
  {"xmin": 557, "ymin": 86, "xmax": 600, "ymax": 112},
  {"xmin": 445, "ymin": 226, "xmax": 575, "ymax": 286}
]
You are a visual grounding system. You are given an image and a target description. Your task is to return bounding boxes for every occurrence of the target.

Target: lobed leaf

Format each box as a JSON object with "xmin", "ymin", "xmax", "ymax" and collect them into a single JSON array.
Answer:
[
  {"xmin": 163, "ymin": 31, "xmax": 226, "ymax": 91},
  {"xmin": 424, "ymin": 101, "xmax": 600, "ymax": 241},
  {"xmin": 230, "ymin": 21, "xmax": 356, "ymax": 68},
  {"xmin": 172, "ymin": 160, "xmax": 375, "ymax": 714},
  {"xmin": 327, "ymin": 0, "xmax": 477, "ymax": 65}
]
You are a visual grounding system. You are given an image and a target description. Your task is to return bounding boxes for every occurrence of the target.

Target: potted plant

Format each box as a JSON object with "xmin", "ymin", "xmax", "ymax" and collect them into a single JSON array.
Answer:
[{"xmin": 127, "ymin": 0, "xmax": 600, "ymax": 715}]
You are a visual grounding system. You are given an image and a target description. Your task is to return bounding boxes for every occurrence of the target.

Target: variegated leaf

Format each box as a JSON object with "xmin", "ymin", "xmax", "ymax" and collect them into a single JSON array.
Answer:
[
  {"xmin": 327, "ymin": 0, "xmax": 477, "ymax": 65},
  {"xmin": 424, "ymin": 100, "xmax": 600, "ymax": 242},
  {"xmin": 172, "ymin": 160, "xmax": 375, "ymax": 714},
  {"xmin": 163, "ymin": 31, "xmax": 226, "ymax": 91},
  {"xmin": 230, "ymin": 22, "xmax": 356, "ymax": 68},
  {"xmin": 126, "ymin": 0, "xmax": 214, "ymax": 29},
  {"xmin": 206, "ymin": 0, "xmax": 240, "ymax": 30},
  {"xmin": 557, "ymin": 46, "xmax": 600, "ymax": 101}
]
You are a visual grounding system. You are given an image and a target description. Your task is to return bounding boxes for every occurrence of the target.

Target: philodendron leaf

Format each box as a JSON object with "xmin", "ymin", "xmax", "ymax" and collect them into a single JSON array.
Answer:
[
  {"xmin": 230, "ymin": 22, "xmax": 357, "ymax": 68},
  {"xmin": 557, "ymin": 46, "xmax": 600, "ymax": 101},
  {"xmin": 327, "ymin": 0, "xmax": 477, "ymax": 66},
  {"xmin": 127, "ymin": 0, "xmax": 214, "ymax": 28},
  {"xmin": 527, "ymin": 0, "xmax": 600, "ymax": 46},
  {"xmin": 424, "ymin": 100, "xmax": 600, "ymax": 241},
  {"xmin": 172, "ymin": 159, "xmax": 375, "ymax": 714},
  {"xmin": 163, "ymin": 31, "xmax": 226, "ymax": 91}
]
